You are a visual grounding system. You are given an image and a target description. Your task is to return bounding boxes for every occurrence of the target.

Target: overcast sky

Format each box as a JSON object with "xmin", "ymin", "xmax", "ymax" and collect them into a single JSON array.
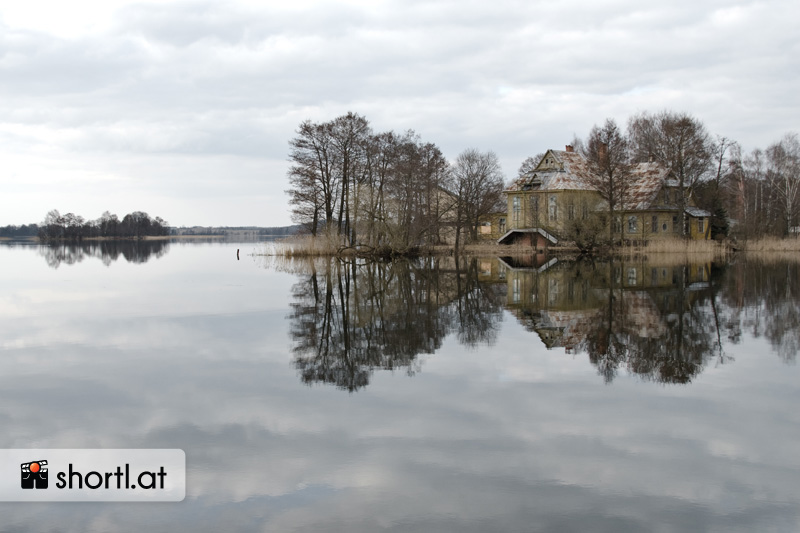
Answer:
[{"xmin": 0, "ymin": 0, "xmax": 797, "ymax": 227}]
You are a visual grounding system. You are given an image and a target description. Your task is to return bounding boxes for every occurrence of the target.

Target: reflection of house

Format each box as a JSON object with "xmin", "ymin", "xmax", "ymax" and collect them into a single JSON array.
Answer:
[
  {"xmin": 614, "ymin": 262, "xmax": 710, "ymax": 289},
  {"xmin": 477, "ymin": 257, "xmax": 507, "ymax": 283},
  {"xmin": 502, "ymin": 260, "xmax": 605, "ymax": 351},
  {"xmin": 499, "ymin": 146, "xmax": 711, "ymax": 247},
  {"xmin": 501, "ymin": 259, "xmax": 711, "ymax": 351}
]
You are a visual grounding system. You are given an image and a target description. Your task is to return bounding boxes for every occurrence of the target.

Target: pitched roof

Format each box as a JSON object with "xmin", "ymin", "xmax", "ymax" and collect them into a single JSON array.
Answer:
[
  {"xmin": 624, "ymin": 162, "xmax": 669, "ymax": 210},
  {"xmin": 507, "ymin": 149, "xmax": 672, "ymax": 211},
  {"xmin": 506, "ymin": 150, "xmax": 596, "ymax": 192},
  {"xmin": 685, "ymin": 206, "xmax": 711, "ymax": 217}
]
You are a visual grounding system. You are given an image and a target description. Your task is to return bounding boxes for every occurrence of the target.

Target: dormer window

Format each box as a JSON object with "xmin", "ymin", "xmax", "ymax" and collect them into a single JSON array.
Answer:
[{"xmin": 528, "ymin": 175, "xmax": 541, "ymax": 190}]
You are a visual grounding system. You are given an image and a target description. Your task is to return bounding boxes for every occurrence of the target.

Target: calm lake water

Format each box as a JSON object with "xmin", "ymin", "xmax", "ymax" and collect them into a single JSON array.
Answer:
[{"xmin": 1, "ymin": 240, "xmax": 799, "ymax": 532}]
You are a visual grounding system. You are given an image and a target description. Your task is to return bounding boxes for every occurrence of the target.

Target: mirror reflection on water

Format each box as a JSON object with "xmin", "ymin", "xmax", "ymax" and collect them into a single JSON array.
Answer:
[
  {"xmin": 1, "ymin": 241, "xmax": 799, "ymax": 532},
  {"xmin": 286, "ymin": 253, "xmax": 798, "ymax": 390}
]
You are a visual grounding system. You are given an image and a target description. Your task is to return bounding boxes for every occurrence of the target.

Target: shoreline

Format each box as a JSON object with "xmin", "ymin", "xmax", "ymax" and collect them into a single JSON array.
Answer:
[{"xmin": 256, "ymin": 236, "xmax": 800, "ymax": 259}]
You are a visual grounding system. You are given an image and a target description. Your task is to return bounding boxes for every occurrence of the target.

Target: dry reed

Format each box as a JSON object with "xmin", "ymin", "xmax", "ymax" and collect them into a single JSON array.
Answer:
[
  {"xmin": 740, "ymin": 237, "xmax": 800, "ymax": 252},
  {"xmin": 258, "ymin": 235, "xmax": 350, "ymax": 257}
]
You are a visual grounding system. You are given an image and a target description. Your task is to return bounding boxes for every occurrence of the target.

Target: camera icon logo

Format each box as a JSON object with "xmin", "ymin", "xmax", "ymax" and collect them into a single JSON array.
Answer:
[{"xmin": 21, "ymin": 460, "xmax": 48, "ymax": 489}]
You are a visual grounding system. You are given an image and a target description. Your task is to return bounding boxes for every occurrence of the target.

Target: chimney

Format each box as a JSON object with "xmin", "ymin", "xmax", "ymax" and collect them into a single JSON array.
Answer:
[{"xmin": 565, "ymin": 145, "xmax": 574, "ymax": 153}]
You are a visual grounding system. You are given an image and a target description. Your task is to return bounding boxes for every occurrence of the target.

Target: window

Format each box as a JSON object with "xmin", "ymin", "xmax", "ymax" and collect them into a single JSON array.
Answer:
[
  {"xmin": 628, "ymin": 215, "xmax": 638, "ymax": 233},
  {"xmin": 652, "ymin": 215, "xmax": 658, "ymax": 233},
  {"xmin": 549, "ymin": 195, "xmax": 558, "ymax": 221},
  {"xmin": 672, "ymin": 216, "xmax": 679, "ymax": 233},
  {"xmin": 499, "ymin": 217, "xmax": 506, "ymax": 233},
  {"xmin": 548, "ymin": 279, "xmax": 559, "ymax": 304},
  {"xmin": 582, "ymin": 203, "xmax": 588, "ymax": 219},
  {"xmin": 612, "ymin": 216, "xmax": 622, "ymax": 234},
  {"xmin": 531, "ymin": 196, "xmax": 539, "ymax": 223},
  {"xmin": 512, "ymin": 196, "xmax": 521, "ymax": 223},
  {"xmin": 697, "ymin": 218, "xmax": 705, "ymax": 234},
  {"xmin": 568, "ymin": 203, "xmax": 575, "ymax": 220},
  {"xmin": 627, "ymin": 267, "xmax": 637, "ymax": 286},
  {"xmin": 664, "ymin": 189, "xmax": 670, "ymax": 203},
  {"xmin": 662, "ymin": 222, "xmax": 668, "ymax": 231}
]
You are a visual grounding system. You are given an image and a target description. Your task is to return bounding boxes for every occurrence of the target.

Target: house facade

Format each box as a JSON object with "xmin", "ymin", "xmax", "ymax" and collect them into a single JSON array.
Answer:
[
  {"xmin": 476, "ymin": 211, "xmax": 507, "ymax": 240},
  {"xmin": 499, "ymin": 146, "xmax": 711, "ymax": 246}
]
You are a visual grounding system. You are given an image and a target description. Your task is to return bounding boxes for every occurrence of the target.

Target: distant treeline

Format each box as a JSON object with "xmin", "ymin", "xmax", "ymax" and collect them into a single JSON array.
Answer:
[
  {"xmin": 38, "ymin": 210, "xmax": 170, "ymax": 241},
  {"xmin": 0, "ymin": 224, "xmax": 39, "ymax": 237},
  {"xmin": 3, "ymin": 217, "xmax": 299, "ymax": 240}
]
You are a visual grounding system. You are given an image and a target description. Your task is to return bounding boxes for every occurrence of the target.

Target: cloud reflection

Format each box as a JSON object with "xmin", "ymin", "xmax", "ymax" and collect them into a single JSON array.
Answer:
[{"xmin": 1, "ymin": 244, "xmax": 799, "ymax": 531}]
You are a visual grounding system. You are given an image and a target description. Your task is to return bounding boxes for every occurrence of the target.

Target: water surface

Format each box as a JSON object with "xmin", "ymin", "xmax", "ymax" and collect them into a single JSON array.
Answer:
[{"xmin": 1, "ymin": 241, "xmax": 799, "ymax": 532}]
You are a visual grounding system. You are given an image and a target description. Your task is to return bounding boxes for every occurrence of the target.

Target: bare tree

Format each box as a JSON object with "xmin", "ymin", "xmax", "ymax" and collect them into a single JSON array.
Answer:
[
  {"xmin": 329, "ymin": 112, "xmax": 371, "ymax": 246},
  {"xmin": 583, "ymin": 118, "xmax": 631, "ymax": 243},
  {"xmin": 287, "ymin": 120, "xmax": 340, "ymax": 236},
  {"xmin": 287, "ymin": 114, "xmax": 451, "ymax": 251},
  {"xmin": 451, "ymin": 149, "xmax": 505, "ymax": 248},
  {"xmin": 742, "ymin": 148, "xmax": 769, "ymax": 237},
  {"xmin": 695, "ymin": 136, "xmax": 739, "ymax": 239},
  {"xmin": 765, "ymin": 133, "xmax": 800, "ymax": 236},
  {"xmin": 628, "ymin": 111, "xmax": 713, "ymax": 237}
]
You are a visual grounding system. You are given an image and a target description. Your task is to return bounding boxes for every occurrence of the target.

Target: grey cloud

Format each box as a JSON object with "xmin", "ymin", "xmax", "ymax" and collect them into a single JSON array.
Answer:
[{"xmin": 0, "ymin": 0, "xmax": 798, "ymax": 225}]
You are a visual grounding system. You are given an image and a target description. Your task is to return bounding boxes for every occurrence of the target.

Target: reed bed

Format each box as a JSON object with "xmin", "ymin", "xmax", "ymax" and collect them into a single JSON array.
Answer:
[
  {"xmin": 255, "ymin": 235, "xmax": 800, "ymax": 261},
  {"xmin": 740, "ymin": 237, "xmax": 800, "ymax": 252},
  {"xmin": 257, "ymin": 235, "xmax": 350, "ymax": 257},
  {"xmin": 613, "ymin": 238, "xmax": 728, "ymax": 266},
  {"xmin": 622, "ymin": 238, "xmax": 727, "ymax": 254}
]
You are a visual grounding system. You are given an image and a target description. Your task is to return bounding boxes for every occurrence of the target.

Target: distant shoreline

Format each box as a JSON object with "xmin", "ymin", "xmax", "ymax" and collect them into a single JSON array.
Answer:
[{"xmin": 0, "ymin": 235, "xmax": 228, "ymax": 242}]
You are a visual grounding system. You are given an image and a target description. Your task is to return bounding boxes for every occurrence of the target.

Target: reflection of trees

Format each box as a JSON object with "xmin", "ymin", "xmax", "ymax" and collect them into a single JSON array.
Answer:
[
  {"xmin": 718, "ymin": 259, "xmax": 800, "ymax": 363},
  {"xmin": 288, "ymin": 254, "xmax": 800, "ymax": 390},
  {"xmin": 38, "ymin": 240, "xmax": 170, "ymax": 269},
  {"xmin": 618, "ymin": 287, "xmax": 718, "ymax": 384},
  {"xmin": 453, "ymin": 257, "xmax": 505, "ymax": 347},
  {"xmin": 598, "ymin": 264, "xmax": 719, "ymax": 384},
  {"xmin": 288, "ymin": 257, "xmax": 503, "ymax": 392},
  {"xmin": 507, "ymin": 256, "xmax": 800, "ymax": 383}
]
